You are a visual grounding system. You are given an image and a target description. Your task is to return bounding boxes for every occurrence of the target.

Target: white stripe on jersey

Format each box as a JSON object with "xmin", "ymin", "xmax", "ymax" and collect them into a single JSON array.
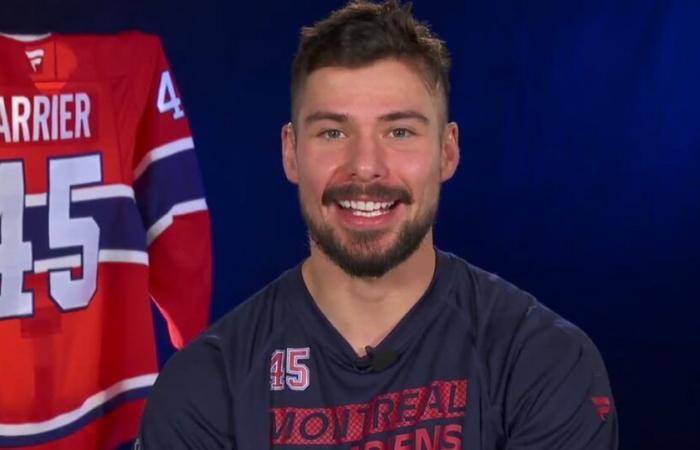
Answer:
[
  {"xmin": 25, "ymin": 184, "xmax": 135, "ymax": 207},
  {"xmin": 99, "ymin": 249, "xmax": 149, "ymax": 265},
  {"xmin": 0, "ymin": 373, "xmax": 158, "ymax": 436},
  {"xmin": 133, "ymin": 136, "xmax": 195, "ymax": 180},
  {"xmin": 33, "ymin": 250, "xmax": 148, "ymax": 273},
  {"xmin": 147, "ymin": 198, "xmax": 207, "ymax": 245},
  {"xmin": 72, "ymin": 184, "xmax": 135, "ymax": 202}
]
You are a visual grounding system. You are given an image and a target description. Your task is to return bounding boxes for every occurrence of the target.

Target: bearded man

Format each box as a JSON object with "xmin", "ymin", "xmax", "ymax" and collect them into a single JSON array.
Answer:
[{"xmin": 138, "ymin": 2, "xmax": 618, "ymax": 449}]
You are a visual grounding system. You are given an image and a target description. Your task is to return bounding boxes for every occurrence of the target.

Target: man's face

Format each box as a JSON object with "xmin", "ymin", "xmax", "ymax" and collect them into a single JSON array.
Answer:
[{"xmin": 282, "ymin": 58, "xmax": 459, "ymax": 278}]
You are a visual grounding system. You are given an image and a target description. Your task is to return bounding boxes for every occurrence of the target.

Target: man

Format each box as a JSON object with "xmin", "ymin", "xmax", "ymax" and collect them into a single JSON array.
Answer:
[{"xmin": 138, "ymin": 1, "xmax": 618, "ymax": 448}]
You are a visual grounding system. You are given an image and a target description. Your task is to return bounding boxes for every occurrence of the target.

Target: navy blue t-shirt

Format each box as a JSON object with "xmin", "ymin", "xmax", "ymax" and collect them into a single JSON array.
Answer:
[{"xmin": 138, "ymin": 250, "xmax": 618, "ymax": 449}]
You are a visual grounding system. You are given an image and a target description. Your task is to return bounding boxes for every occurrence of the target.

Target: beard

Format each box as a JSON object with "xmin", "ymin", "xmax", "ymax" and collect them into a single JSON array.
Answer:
[{"xmin": 300, "ymin": 183, "xmax": 439, "ymax": 278}]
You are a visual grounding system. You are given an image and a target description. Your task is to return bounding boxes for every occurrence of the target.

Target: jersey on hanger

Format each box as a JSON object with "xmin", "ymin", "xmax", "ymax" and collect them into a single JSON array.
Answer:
[{"xmin": 0, "ymin": 31, "xmax": 212, "ymax": 449}]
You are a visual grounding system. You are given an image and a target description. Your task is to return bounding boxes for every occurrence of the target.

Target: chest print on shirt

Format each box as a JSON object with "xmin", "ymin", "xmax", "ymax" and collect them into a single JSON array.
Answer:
[
  {"xmin": 271, "ymin": 378, "xmax": 468, "ymax": 449},
  {"xmin": 270, "ymin": 347, "xmax": 312, "ymax": 391}
]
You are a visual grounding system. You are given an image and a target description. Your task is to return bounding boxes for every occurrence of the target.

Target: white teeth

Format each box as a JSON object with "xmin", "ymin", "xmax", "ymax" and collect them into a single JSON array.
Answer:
[
  {"xmin": 337, "ymin": 200, "xmax": 396, "ymax": 212},
  {"xmin": 351, "ymin": 210, "xmax": 386, "ymax": 217}
]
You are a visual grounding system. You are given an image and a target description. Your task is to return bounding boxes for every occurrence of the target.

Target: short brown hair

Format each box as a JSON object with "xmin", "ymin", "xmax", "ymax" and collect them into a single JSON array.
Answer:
[{"xmin": 291, "ymin": 0, "xmax": 451, "ymax": 123}]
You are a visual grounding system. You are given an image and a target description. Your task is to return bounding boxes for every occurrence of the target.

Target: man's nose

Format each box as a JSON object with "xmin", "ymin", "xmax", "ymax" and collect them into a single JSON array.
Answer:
[{"xmin": 343, "ymin": 133, "xmax": 389, "ymax": 182}]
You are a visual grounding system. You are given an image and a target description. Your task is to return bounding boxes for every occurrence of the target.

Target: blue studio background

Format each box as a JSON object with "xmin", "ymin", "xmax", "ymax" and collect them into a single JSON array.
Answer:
[{"xmin": 1, "ymin": 0, "xmax": 698, "ymax": 448}]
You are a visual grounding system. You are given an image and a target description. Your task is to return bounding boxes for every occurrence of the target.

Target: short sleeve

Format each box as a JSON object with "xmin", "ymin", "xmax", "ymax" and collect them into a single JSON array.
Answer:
[
  {"xmin": 137, "ymin": 337, "xmax": 235, "ymax": 449},
  {"xmin": 504, "ymin": 316, "xmax": 618, "ymax": 450}
]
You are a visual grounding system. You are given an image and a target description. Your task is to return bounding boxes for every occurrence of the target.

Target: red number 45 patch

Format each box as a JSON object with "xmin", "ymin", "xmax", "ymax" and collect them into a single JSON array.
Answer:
[{"xmin": 270, "ymin": 347, "xmax": 311, "ymax": 391}]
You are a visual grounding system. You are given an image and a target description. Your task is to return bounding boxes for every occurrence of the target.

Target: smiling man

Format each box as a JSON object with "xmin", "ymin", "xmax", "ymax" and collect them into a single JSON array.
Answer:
[{"xmin": 138, "ymin": 1, "xmax": 618, "ymax": 449}]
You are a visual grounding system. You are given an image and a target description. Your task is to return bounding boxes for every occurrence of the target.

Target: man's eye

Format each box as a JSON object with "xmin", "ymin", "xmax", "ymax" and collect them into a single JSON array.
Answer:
[
  {"xmin": 389, "ymin": 128, "xmax": 414, "ymax": 138},
  {"xmin": 320, "ymin": 129, "xmax": 345, "ymax": 140}
]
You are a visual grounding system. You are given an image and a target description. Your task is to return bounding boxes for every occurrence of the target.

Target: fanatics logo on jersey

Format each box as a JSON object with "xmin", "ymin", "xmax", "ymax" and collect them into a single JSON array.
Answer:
[
  {"xmin": 25, "ymin": 48, "xmax": 45, "ymax": 73},
  {"xmin": 270, "ymin": 347, "xmax": 311, "ymax": 391},
  {"xmin": 591, "ymin": 396, "xmax": 612, "ymax": 421}
]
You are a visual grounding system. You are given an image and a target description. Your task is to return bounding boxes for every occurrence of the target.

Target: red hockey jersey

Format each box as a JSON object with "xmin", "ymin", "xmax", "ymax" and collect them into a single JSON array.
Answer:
[{"xmin": 0, "ymin": 32, "xmax": 212, "ymax": 448}]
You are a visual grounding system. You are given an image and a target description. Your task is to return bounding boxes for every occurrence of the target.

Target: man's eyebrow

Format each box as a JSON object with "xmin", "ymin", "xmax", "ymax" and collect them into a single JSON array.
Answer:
[
  {"xmin": 379, "ymin": 110, "xmax": 430, "ymax": 124},
  {"xmin": 304, "ymin": 111, "xmax": 349, "ymax": 125}
]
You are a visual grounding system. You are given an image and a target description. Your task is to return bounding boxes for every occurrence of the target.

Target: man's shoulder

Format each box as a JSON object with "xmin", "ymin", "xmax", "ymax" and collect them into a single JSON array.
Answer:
[
  {"xmin": 440, "ymin": 251, "xmax": 538, "ymax": 324},
  {"xmin": 440, "ymin": 250, "xmax": 593, "ymax": 352},
  {"xmin": 163, "ymin": 265, "xmax": 302, "ymax": 378},
  {"xmin": 443, "ymin": 252, "xmax": 615, "ymax": 435},
  {"xmin": 206, "ymin": 265, "xmax": 300, "ymax": 339}
]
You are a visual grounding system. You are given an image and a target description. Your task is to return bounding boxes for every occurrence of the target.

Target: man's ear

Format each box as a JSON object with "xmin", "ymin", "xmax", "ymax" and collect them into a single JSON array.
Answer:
[
  {"xmin": 440, "ymin": 122, "xmax": 460, "ymax": 182},
  {"xmin": 281, "ymin": 122, "xmax": 299, "ymax": 184}
]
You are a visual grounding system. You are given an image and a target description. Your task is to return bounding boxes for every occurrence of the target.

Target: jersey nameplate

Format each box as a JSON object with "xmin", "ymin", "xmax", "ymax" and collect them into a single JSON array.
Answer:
[{"xmin": 0, "ymin": 93, "xmax": 92, "ymax": 144}]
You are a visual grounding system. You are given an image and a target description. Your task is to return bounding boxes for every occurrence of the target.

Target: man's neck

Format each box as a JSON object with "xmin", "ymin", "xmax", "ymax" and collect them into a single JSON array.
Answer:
[{"xmin": 301, "ymin": 235, "xmax": 437, "ymax": 356}]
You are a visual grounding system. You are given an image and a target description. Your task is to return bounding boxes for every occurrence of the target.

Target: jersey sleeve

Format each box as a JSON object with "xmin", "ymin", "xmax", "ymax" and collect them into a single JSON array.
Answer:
[
  {"xmin": 504, "ymin": 315, "xmax": 619, "ymax": 450},
  {"xmin": 131, "ymin": 36, "xmax": 212, "ymax": 349},
  {"xmin": 137, "ymin": 337, "xmax": 234, "ymax": 449}
]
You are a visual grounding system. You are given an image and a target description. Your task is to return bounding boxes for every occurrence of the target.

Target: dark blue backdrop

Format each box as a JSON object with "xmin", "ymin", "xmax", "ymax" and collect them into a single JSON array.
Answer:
[{"xmin": 2, "ymin": 1, "xmax": 698, "ymax": 448}]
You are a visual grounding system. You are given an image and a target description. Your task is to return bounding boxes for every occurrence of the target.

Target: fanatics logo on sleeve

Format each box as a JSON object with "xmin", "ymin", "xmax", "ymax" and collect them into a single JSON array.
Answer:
[{"xmin": 591, "ymin": 396, "xmax": 612, "ymax": 421}]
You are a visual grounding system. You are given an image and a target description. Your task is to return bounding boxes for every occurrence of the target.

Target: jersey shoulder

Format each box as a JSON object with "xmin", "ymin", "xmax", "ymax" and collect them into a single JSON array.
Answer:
[
  {"xmin": 440, "ymin": 252, "xmax": 613, "ymax": 427},
  {"xmin": 440, "ymin": 251, "xmax": 539, "ymax": 331},
  {"xmin": 439, "ymin": 251, "xmax": 605, "ymax": 385},
  {"xmin": 441, "ymin": 250, "xmax": 588, "ymax": 345},
  {"xmin": 209, "ymin": 266, "xmax": 297, "ymax": 335},
  {"xmin": 46, "ymin": 31, "xmax": 164, "ymax": 86},
  {"xmin": 141, "ymin": 269, "xmax": 298, "ymax": 445},
  {"xmin": 63, "ymin": 31, "xmax": 162, "ymax": 66},
  {"xmin": 191, "ymin": 266, "xmax": 299, "ymax": 374}
]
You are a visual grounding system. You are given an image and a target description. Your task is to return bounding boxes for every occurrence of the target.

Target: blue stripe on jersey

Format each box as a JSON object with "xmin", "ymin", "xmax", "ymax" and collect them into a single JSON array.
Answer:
[
  {"xmin": 133, "ymin": 149, "xmax": 205, "ymax": 230},
  {"xmin": 24, "ymin": 198, "xmax": 147, "ymax": 261},
  {"xmin": 74, "ymin": 198, "xmax": 147, "ymax": 250},
  {"xmin": 0, "ymin": 386, "xmax": 151, "ymax": 447}
]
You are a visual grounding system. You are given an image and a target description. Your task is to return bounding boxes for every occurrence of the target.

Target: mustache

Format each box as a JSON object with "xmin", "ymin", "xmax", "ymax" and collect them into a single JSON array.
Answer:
[{"xmin": 321, "ymin": 183, "xmax": 413, "ymax": 206}]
